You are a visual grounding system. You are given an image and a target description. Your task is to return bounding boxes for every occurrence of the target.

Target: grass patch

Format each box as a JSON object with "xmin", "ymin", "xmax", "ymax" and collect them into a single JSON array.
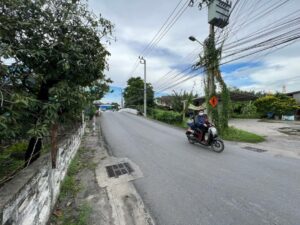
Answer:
[
  {"xmin": 77, "ymin": 204, "xmax": 92, "ymax": 225},
  {"xmin": 0, "ymin": 141, "xmax": 51, "ymax": 183},
  {"xmin": 0, "ymin": 141, "xmax": 27, "ymax": 182},
  {"xmin": 221, "ymin": 126, "xmax": 265, "ymax": 143},
  {"xmin": 60, "ymin": 152, "xmax": 84, "ymax": 199},
  {"xmin": 50, "ymin": 147, "xmax": 93, "ymax": 225},
  {"xmin": 0, "ymin": 157, "xmax": 23, "ymax": 181},
  {"xmin": 53, "ymin": 204, "xmax": 92, "ymax": 225}
]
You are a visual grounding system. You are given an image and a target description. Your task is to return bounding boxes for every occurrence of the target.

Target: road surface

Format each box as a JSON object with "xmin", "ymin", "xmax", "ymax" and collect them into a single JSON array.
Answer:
[{"xmin": 100, "ymin": 111, "xmax": 300, "ymax": 225}]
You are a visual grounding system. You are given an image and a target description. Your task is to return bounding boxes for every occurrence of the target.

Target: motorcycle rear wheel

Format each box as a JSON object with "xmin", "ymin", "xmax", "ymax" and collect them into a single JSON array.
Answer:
[{"xmin": 212, "ymin": 139, "xmax": 224, "ymax": 153}]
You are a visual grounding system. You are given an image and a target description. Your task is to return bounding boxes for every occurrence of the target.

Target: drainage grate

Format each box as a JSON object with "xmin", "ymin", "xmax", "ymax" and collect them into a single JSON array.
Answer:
[
  {"xmin": 244, "ymin": 146, "xmax": 267, "ymax": 153},
  {"xmin": 105, "ymin": 162, "xmax": 134, "ymax": 178}
]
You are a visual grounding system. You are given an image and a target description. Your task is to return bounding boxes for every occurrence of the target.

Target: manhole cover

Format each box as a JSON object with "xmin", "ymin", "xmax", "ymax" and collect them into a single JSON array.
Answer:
[
  {"xmin": 244, "ymin": 146, "xmax": 267, "ymax": 153},
  {"xmin": 106, "ymin": 162, "xmax": 134, "ymax": 178}
]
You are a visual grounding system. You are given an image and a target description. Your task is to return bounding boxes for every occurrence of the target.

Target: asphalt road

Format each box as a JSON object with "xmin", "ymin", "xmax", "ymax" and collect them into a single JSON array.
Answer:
[{"xmin": 100, "ymin": 111, "xmax": 300, "ymax": 225}]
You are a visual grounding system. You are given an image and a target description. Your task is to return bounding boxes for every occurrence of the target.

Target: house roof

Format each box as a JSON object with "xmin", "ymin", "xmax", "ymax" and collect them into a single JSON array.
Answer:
[
  {"xmin": 286, "ymin": 90, "xmax": 300, "ymax": 95},
  {"xmin": 193, "ymin": 92, "xmax": 258, "ymax": 105}
]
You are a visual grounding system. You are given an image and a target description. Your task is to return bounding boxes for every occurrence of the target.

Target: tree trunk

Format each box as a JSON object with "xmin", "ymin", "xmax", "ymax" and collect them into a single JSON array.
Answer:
[
  {"xmin": 24, "ymin": 137, "xmax": 42, "ymax": 167},
  {"xmin": 25, "ymin": 80, "xmax": 56, "ymax": 167},
  {"xmin": 51, "ymin": 123, "xmax": 58, "ymax": 168}
]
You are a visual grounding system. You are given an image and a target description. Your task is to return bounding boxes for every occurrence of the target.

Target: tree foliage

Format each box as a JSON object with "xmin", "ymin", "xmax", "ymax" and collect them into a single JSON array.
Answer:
[
  {"xmin": 0, "ymin": 0, "xmax": 113, "ymax": 150},
  {"xmin": 171, "ymin": 90, "xmax": 197, "ymax": 113},
  {"xmin": 254, "ymin": 94, "xmax": 299, "ymax": 117},
  {"xmin": 123, "ymin": 77, "xmax": 154, "ymax": 107},
  {"xmin": 228, "ymin": 87, "xmax": 266, "ymax": 99}
]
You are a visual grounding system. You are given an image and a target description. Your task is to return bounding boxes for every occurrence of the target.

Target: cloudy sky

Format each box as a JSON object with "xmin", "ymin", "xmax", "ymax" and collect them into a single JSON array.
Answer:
[{"xmin": 88, "ymin": 0, "xmax": 300, "ymax": 104}]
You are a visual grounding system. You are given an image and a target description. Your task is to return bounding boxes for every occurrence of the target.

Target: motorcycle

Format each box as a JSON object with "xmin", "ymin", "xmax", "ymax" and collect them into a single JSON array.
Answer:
[{"xmin": 186, "ymin": 123, "xmax": 225, "ymax": 153}]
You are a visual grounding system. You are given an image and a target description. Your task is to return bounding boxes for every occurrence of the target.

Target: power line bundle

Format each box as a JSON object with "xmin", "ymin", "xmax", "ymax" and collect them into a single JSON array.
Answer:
[
  {"xmin": 153, "ymin": 0, "xmax": 300, "ymax": 93},
  {"xmin": 125, "ymin": 0, "xmax": 191, "ymax": 79}
]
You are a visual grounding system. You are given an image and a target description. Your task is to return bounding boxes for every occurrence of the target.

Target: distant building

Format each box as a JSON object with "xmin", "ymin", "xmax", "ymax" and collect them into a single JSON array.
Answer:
[
  {"xmin": 155, "ymin": 96, "xmax": 173, "ymax": 110},
  {"xmin": 193, "ymin": 92, "xmax": 258, "ymax": 106},
  {"xmin": 286, "ymin": 91, "xmax": 300, "ymax": 120},
  {"xmin": 286, "ymin": 91, "xmax": 300, "ymax": 104},
  {"xmin": 93, "ymin": 100, "xmax": 102, "ymax": 107},
  {"xmin": 99, "ymin": 104, "xmax": 113, "ymax": 111}
]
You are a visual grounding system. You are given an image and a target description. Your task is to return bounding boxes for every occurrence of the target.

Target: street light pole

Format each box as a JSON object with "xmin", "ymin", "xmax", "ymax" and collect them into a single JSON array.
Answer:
[
  {"xmin": 188, "ymin": 36, "xmax": 203, "ymax": 46},
  {"xmin": 139, "ymin": 56, "xmax": 147, "ymax": 117}
]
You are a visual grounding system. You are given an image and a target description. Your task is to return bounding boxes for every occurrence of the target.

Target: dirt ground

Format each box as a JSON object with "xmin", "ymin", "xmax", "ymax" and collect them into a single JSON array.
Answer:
[{"xmin": 229, "ymin": 119, "xmax": 300, "ymax": 159}]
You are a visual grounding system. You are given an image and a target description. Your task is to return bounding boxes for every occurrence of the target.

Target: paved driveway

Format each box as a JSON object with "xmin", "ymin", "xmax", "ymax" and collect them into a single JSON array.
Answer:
[{"xmin": 229, "ymin": 119, "xmax": 300, "ymax": 159}]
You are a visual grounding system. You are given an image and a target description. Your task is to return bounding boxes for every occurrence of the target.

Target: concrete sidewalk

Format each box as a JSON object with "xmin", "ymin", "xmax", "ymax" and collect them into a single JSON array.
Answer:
[{"xmin": 229, "ymin": 119, "xmax": 300, "ymax": 159}]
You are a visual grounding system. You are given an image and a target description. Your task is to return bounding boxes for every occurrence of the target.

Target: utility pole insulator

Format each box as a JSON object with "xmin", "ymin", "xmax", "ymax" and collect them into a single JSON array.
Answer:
[{"xmin": 208, "ymin": 0, "xmax": 231, "ymax": 28}]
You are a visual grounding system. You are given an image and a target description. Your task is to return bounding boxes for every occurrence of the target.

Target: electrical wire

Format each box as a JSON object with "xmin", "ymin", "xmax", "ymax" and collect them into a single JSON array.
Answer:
[{"xmin": 155, "ymin": 0, "xmax": 300, "ymax": 93}]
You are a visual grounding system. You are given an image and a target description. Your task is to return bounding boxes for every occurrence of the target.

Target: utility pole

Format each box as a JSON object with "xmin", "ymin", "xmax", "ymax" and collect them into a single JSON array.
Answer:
[
  {"xmin": 206, "ymin": 24, "xmax": 216, "ymax": 121},
  {"xmin": 139, "ymin": 56, "xmax": 147, "ymax": 117},
  {"xmin": 121, "ymin": 88, "xmax": 124, "ymax": 108},
  {"xmin": 182, "ymin": 100, "xmax": 188, "ymax": 122},
  {"xmin": 188, "ymin": 0, "xmax": 231, "ymax": 129},
  {"xmin": 206, "ymin": 0, "xmax": 231, "ymax": 124}
]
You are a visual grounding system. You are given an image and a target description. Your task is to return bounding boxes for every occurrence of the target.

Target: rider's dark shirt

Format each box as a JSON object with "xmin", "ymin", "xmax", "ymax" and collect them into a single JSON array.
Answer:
[{"xmin": 195, "ymin": 114, "xmax": 207, "ymax": 125}]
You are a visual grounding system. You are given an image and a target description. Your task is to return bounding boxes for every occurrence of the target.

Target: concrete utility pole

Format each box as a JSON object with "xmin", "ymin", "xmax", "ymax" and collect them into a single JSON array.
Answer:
[
  {"xmin": 182, "ymin": 100, "xmax": 188, "ymax": 121},
  {"xmin": 189, "ymin": 0, "xmax": 232, "ymax": 128},
  {"xmin": 206, "ymin": 24, "xmax": 216, "ymax": 120},
  {"xmin": 139, "ymin": 56, "xmax": 147, "ymax": 117},
  {"xmin": 206, "ymin": 0, "xmax": 231, "ymax": 122},
  {"xmin": 121, "ymin": 88, "xmax": 124, "ymax": 108}
]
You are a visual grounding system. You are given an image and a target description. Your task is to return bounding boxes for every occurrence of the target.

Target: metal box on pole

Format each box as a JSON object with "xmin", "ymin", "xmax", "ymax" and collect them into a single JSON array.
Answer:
[{"xmin": 208, "ymin": 0, "xmax": 231, "ymax": 28}]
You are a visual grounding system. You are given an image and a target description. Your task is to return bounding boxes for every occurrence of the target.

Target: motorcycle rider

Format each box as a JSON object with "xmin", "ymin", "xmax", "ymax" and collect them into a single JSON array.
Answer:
[{"xmin": 187, "ymin": 109, "xmax": 209, "ymax": 142}]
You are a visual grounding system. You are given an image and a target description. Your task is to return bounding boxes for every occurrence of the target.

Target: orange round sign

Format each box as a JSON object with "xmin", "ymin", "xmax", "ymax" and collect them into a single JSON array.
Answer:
[{"xmin": 209, "ymin": 96, "xmax": 218, "ymax": 108}]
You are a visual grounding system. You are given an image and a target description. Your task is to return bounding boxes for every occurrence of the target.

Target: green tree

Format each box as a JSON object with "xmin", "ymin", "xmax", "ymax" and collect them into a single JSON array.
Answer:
[
  {"xmin": 171, "ymin": 90, "xmax": 197, "ymax": 113},
  {"xmin": 254, "ymin": 94, "xmax": 299, "ymax": 117},
  {"xmin": 254, "ymin": 95, "xmax": 278, "ymax": 116},
  {"xmin": 0, "ymin": 0, "xmax": 113, "ymax": 166},
  {"xmin": 111, "ymin": 102, "xmax": 120, "ymax": 110},
  {"xmin": 123, "ymin": 77, "xmax": 154, "ymax": 108}
]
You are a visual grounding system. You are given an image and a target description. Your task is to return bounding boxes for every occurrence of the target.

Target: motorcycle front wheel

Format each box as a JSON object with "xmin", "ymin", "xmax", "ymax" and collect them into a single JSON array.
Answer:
[
  {"xmin": 211, "ymin": 139, "xmax": 224, "ymax": 153},
  {"xmin": 187, "ymin": 135, "xmax": 195, "ymax": 144}
]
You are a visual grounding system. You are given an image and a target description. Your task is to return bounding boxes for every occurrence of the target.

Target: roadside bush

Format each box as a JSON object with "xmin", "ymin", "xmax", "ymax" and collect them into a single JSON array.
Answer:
[
  {"xmin": 85, "ymin": 105, "xmax": 97, "ymax": 120},
  {"xmin": 0, "ymin": 141, "xmax": 27, "ymax": 181},
  {"xmin": 2, "ymin": 141, "xmax": 27, "ymax": 160},
  {"xmin": 255, "ymin": 94, "xmax": 299, "ymax": 117},
  {"xmin": 241, "ymin": 101, "xmax": 257, "ymax": 116},
  {"xmin": 230, "ymin": 101, "xmax": 259, "ymax": 119},
  {"xmin": 152, "ymin": 109, "xmax": 182, "ymax": 124}
]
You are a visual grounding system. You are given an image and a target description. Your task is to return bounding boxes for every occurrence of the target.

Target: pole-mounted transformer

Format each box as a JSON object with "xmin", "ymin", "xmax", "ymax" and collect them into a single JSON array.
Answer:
[{"xmin": 208, "ymin": 0, "xmax": 232, "ymax": 28}]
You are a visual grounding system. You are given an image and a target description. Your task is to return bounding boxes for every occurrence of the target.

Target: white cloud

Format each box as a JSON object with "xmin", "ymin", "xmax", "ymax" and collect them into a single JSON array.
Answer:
[
  {"xmin": 239, "ymin": 56, "xmax": 300, "ymax": 93},
  {"xmin": 89, "ymin": 0, "xmax": 300, "ymax": 99}
]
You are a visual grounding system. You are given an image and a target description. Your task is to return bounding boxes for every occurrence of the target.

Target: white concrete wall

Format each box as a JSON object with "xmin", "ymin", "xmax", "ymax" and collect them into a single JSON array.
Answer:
[
  {"xmin": 118, "ymin": 108, "xmax": 139, "ymax": 115},
  {"xmin": 0, "ymin": 124, "xmax": 85, "ymax": 225}
]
